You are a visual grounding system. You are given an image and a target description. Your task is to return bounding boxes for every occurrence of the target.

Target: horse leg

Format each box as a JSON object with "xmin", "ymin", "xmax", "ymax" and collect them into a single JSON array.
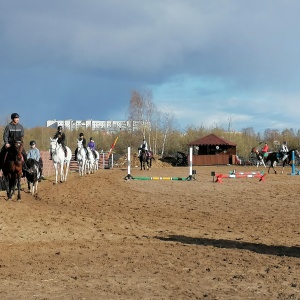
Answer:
[
  {"xmin": 65, "ymin": 162, "xmax": 70, "ymax": 181},
  {"xmin": 60, "ymin": 164, "xmax": 64, "ymax": 182},
  {"xmin": 5, "ymin": 177, "xmax": 12, "ymax": 200},
  {"xmin": 272, "ymin": 162, "xmax": 277, "ymax": 174},
  {"xmin": 54, "ymin": 164, "xmax": 58, "ymax": 184},
  {"xmin": 17, "ymin": 177, "xmax": 21, "ymax": 200}
]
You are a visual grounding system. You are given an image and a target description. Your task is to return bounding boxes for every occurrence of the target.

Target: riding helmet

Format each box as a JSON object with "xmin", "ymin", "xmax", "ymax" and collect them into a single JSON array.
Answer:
[
  {"xmin": 30, "ymin": 140, "xmax": 36, "ymax": 146},
  {"xmin": 57, "ymin": 126, "xmax": 63, "ymax": 131},
  {"xmin": 90, "ymin": 137, "xmax": 93, "ymax": 141},
  {"xmin": 11, "ymin": 113, "xmax": 20, "ymax": 119},
  {"xmin": 79, "ymin": 133, "xmax": 84, "ymax": 137}
]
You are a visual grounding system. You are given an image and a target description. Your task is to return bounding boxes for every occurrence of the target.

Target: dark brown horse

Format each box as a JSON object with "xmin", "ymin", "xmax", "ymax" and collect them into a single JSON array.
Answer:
[
  {"xmin": 265, "ymin": 149, "xmax": 300, "ymax": 174},
  {"xmin": 138, "ymin": 148, "xmax": 153, "ymax": 170},
  {"xmin": 2, "ymin": 141, "xmax": 25, "ymax": 200}
]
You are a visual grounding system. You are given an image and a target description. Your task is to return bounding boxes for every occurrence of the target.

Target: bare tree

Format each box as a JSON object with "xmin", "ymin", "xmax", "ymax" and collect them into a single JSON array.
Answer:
[
  {"xmin": 160, "ymin": 109, "xmax": 175, "ymax": 157},
  {"xmin": 126, "ymin": 89, "xmax": 157, "ymax": 150}
]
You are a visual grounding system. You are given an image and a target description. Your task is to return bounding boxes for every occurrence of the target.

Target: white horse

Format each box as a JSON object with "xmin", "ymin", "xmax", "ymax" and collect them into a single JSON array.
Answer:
[
  {"xmin": 77, "ymin": 139, "xmax": 87, "ymax": 176},
  {"xmin": 89, "ymin": 148, "xmax": 99, "ymax": 170},
  {"xmin": 49, "ymin": 138, "xmax": 72, "ymax": 184},
  {"xmin": 86, "ymin": 147, "xmax": 96, "ymax": 174}
]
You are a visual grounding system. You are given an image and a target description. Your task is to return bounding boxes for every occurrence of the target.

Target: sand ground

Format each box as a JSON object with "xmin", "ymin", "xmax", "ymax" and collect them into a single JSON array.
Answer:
[{"xmin": 0, "ymin": 162, "xmax": 299, "ymax": 299}]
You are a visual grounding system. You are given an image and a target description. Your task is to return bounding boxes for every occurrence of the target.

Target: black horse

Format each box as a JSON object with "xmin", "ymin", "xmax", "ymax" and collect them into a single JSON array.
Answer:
[
  {"xmin": 138, "ymin": 148, "xmax": 153, "ymax": 170},
  {"xmin": 265, "ymin": 149, "xmax": 300, "ymax": 174},
  {"xmin": 2, "ymin": 141, "xmax": 25, "ymax": 200},
  {"xmin": 24, "ymin": 158, "xmax": 41, "ymax": 195}
]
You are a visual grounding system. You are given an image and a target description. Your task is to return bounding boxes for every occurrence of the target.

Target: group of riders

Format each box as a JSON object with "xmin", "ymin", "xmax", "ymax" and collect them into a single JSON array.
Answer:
[
  {"xmin": 0, "ymin": 113, "xmax": 100, "ymax": 181},
  {"xmin": 50, "ymin": 127, "xmax": 97, "ymax": 161},
  {"xmin": 256, "ymin": 141, "xmax": 290, "ymax": 162}
]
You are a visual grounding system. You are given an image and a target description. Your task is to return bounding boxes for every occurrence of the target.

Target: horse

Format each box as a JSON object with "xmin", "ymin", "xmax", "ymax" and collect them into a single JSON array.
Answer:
[
  {"xmin": 49, "ymin": 138, "xmax": 72, "ymax": 183},
  {"xmin": 2, "ymin": 140, "xmax": 24, "ymax": 200},
  {"xmin": 91, "ymin": 149, "xmax": 100, "ymax": 170},
  {"xmin": 139, "ymin": 148, "xmax": 152, "ymax": 170},
  {"xmin": 265, "ymin": 149, "xmax": 300, "ymax": 174},
  {"xmin": 251, "ymin": 147, "xmax": 266, "ymax": 168},
  {"xmin": 86, "ymin": 147, "xmax": 96, "ymax": 174},
  {"xmin": 76, "ymin": 139, "xmax": 87, "ymax": 176},
  {"xmin": 24, "ymin": 158, "xmax": 40, "ymax": 195}
]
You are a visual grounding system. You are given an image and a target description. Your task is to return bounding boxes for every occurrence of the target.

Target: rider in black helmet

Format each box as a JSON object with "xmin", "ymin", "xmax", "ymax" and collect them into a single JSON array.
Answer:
[
  {"xmin": 74, "ymin": 132, "xmax": 88, "ymax": 161},
  {"xmin": 50, "ymin": 125, "xmax": 67, "ymax": 159},
  {"xmin": 0, "ymin": 113, "xmax": 27, "ymax": 170},
  {"xmin": 27, "ymin": 140, "xmax": 45, "ymax": 180}
]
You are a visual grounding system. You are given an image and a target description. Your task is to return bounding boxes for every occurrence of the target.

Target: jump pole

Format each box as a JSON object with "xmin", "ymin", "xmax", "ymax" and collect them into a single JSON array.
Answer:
[
  {"xmin": 290, "ymin": 151, "xmax": 300, "ymax": 176},
  {"xmin": 214, "ymin": 171, "xmax": 266, "ymax": 183},
  {"xmin": 124, "ymin": 147, "xmax": 194, "ymax": 181},
  {"xmin": 124, "ymin": 146, "xmax": 133, "ymax": 180}
]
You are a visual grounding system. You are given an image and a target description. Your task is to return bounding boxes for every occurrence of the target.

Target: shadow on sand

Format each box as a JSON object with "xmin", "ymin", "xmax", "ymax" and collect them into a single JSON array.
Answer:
[{"xmin": 155, "ymin": 235, "xmax": 300, "ymax": 258}]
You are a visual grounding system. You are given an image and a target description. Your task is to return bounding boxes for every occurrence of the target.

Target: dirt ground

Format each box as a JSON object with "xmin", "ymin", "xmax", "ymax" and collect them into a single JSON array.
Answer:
[{"xmin": 0, "ymin": 160, "xmax": 300, "ymax": 300}]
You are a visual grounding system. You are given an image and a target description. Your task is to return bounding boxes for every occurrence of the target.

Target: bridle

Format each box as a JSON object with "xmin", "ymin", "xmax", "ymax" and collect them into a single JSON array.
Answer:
[
  {"xmin": 77, "ymin": 140, "xmax": 84, "ymax": 150},
  {"xmin": 50, "ymin": 140, "xmax": 62, "ymax": 155},
  {"xmin": 9, "ymin": 140, "xmax": 23, "ymax": 161}
]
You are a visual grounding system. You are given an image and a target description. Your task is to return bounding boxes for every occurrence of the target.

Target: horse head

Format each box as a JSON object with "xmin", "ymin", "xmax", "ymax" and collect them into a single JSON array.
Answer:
[
  {"xmin": 77, "ymin": 139, "xmax": 83, "ymax": 149},
  {"xmin": 49, "ymin": 137, "xmax": 59, "ymax": 154},
  {"xmin": 251, "ymin": 147, "xmax": 259, "ymax": 154},
  {"xmin": 8, "ymin": 140, "xmax": 23, "ymax": 161}
]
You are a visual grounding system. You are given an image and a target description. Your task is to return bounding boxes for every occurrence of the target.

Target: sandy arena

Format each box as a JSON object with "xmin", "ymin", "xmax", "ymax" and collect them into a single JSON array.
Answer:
[{"xmin": 0, "ymin": 162, "xmax": 300, "ymax": 299}]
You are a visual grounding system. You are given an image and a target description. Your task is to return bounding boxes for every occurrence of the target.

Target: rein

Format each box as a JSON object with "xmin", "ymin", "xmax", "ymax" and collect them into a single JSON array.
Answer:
[{"xmin": 50, "ymin": 141, "xmax": 62, "ymax": 155}]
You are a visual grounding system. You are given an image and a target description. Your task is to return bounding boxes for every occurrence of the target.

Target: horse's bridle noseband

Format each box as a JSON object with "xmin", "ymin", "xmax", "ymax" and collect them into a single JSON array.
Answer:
[{"xmin": 50, "ymin": 140, "xmax": 62, "ymax": 155}]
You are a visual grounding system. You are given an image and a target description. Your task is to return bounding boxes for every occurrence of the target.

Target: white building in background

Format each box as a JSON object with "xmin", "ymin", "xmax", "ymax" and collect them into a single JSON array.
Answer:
[{"xmin": 46, "ymin": 119, "xmax": 150, "ymax": 133}]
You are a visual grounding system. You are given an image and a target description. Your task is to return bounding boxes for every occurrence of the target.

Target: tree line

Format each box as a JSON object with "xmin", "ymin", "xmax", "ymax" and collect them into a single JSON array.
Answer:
[{"xmin": 1, "ymin": 89, "xmax": 300, "ymax": 159}]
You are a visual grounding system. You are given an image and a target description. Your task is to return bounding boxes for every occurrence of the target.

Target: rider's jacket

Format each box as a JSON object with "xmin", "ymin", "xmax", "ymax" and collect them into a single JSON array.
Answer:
[
  {"xmin": 3, "ymin": 122, "xmax": 24, "ymax": 144},
  {"xmin": 281, "ymin": 144, "xmax": 288, "ymax": 153},
  {"xmin": 54, "ymin": 131, "xmax": 66, "ymax": 145},
  {"xmin": 140, "ymin": 141, "xmax": 148, "ymax": 151},
  {"xmin": 88, "ymin": 141, "xmax": 95, "ymax": 150},
  {"xmin": 27, "ymin": 148, "xmax": 40, "ymax": 161}
]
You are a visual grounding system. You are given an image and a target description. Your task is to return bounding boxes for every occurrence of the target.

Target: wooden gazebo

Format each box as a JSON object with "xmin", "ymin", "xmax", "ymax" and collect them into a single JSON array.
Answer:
[{"xmin": 188, "ymin": 134, "xmax": 237, "ymax": 165}]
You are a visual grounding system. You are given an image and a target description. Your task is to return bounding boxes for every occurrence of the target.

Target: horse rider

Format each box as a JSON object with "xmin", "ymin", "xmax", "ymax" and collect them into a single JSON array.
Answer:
[
  {"xmin": 138, "ymin": 138, "xmax": 148, "ymax": 157},
  {"xmin": 27, "ymin": 140, "xmax": 45, "ymax": 181},
  {"xmin": 261, "ymin": 143, "xmax": 269, "ymax": 159},
  {"xmin": 0, "ymin": 113, "xmax": 27, "ymax": 170},
  {"xmin": 50, "ymin": 126, "xmax": 67, "ymax": 159},
  {"xmin": 88, "ymin": 137, "xmax": 97, "ymax": 159},
  {"xmin": 74, "ymin": 132, "xmax": 89, "ymax": 161},
  {"xmin": 280, "ymin": 141, "xmax": 289, "ymax": 162}
]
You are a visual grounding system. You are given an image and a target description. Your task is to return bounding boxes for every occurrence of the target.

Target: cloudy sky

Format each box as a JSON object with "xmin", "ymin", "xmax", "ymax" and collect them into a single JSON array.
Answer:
[{"xmin": 1, "ymin": 0, "xmax": 300, "ymax": 133}]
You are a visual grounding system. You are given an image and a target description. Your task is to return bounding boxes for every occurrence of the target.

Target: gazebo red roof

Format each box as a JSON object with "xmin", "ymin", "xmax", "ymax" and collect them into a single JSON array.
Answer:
[{"xmin": 188, "ymin": 134, "xmax": 236, "ymax": 146}]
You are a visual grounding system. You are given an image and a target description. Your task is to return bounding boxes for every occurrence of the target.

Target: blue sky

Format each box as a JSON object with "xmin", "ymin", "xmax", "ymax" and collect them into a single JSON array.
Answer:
[{"xmin": 1, "ymin": 0, "xmax": 300, "ymax": 133}]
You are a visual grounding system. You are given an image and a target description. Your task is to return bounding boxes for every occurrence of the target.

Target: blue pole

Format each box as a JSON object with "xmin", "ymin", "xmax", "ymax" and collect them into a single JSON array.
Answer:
[{"xmin": 291, "ymin": 150, "xmax": 295, "ymax": 175}]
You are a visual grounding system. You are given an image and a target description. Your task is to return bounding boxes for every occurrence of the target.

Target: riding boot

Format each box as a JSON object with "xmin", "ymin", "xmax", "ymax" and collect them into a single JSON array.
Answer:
[
  {"xmin": 0, "ymin": 150, "xmax": 3, "ymax": 170},
  {"xmin": 49, "ymin": 153, "xmax": 52, "ymax": 160}
]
